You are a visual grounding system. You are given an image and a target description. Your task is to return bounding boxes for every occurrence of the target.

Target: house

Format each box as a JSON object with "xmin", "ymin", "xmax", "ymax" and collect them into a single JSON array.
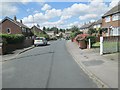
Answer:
[
  {"xmin": 45, "ymin": 31, "xmax": 55, "ymax": 38},
  {"xmin": 65, "ymin": 31, "xmax": 71, "ymax": 37},
  {"xmin": 0, "ymin": 16, "xmax": 33, "ymax": 38},
  {"xmin": 80, "ymin": 22, "xmax": 95, "ymax": 34},
  {"xmin": 102, "ymin": 3, "xmax": 120, "ymax": 36},
  {"xmin": 93, "ymin": 19, "xmax": 102, "ymax": 36},
  {"xmin": 93, "ymin": 19, "xmax": 102, "ymax": 30},
  {"xmin": 31, "ymin": 25, "xmax": 43, "ymax": 35}
]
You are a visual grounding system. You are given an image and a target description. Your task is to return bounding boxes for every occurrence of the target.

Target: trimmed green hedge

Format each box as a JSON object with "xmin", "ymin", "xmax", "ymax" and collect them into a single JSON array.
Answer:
[{"xmin": 0, "ymin": 34, "xmax": 25, "ymax": 44}]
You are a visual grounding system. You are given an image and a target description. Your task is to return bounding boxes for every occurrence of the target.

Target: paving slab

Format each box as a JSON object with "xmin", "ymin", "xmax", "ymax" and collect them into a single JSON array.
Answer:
[{"xmin": 66, "ymin": 40, "xmax": 118, "ymax": 88}]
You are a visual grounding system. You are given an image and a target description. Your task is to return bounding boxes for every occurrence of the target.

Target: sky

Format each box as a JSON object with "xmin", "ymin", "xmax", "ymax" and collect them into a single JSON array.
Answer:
[{"xmin": 0, "ymin": 0, "xmax": 120, "ymax": 29}]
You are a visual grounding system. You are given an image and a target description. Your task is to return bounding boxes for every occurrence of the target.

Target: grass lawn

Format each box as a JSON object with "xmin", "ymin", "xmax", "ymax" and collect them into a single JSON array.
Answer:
[
  {"xmin": 103, "ymin": 41, "xmax": 119, "ymax": 48},
  {"xmin": 92, "ymin": 42, "xmax": 100, "ymax": 48}
]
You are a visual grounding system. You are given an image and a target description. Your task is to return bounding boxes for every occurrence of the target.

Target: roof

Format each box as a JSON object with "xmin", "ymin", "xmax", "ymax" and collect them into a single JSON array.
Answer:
[
  {"xmin": 102, "ymin": 3, "xmax": 120, "ymax": 17},
  {"xmin": 1, "ymin": 16, "xmax": 29, "ymax": 29},
  {"xmin": 31, "ymin": 25, "xmax": 43, "ymax": 31},
  {"xmin": 94, "ymin": 19, "xmax": 102, "ymax": 25},
  {"xmin": 80, "ymin": 22, "xmax": 95, "ymax": 29}
]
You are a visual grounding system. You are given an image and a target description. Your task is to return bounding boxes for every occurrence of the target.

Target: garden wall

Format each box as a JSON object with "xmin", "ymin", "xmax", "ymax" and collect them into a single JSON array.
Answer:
[{"xmin": 0, "ymin": 39, "xmax": 33, "ymax": 55}]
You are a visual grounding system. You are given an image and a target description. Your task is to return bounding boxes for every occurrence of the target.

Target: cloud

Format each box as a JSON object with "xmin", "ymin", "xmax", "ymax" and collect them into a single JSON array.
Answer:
[
  {"xmin": 41, "ymin": 4, "xmax": 51, "ymax": 11},
  {"xmin": 62, "ymin": 3, "xmax": 89, "ymax": 17},
  {"xmin": 22, "ymin": 8, "xmax": 62, "ymax": 24},
  {"xmin": 45, "ymin": 8, "xmax": 62, "ymax": 19},
  {"xmin": 0, "ymin": 2, "xmax": 18, "ymax": 17},
  {"xmin": 79, "ymin": 14, "xmax": 98, "ymax": 20},
  {"xmin": 21, "ymin": 0, "xmax": 118, "ymax": 29}
]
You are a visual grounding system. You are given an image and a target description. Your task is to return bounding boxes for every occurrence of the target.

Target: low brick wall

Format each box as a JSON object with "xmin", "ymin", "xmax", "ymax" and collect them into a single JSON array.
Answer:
[
  {"xmin": 0, "ymin": 43, "xmax": 3, "ymax": 55},
  {"xmin": 0, "ymin": 43, "xmax": 7, "ymax": 55},
  {"xmin": 23, "ymin": 39, "xmax": 34, "ymax": 48},
  {"xmin": 0, "ymin": 39, "xmax": 33, "ymax": 55}
]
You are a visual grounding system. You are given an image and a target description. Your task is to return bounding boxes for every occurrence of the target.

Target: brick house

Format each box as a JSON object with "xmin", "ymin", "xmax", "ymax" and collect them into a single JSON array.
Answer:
[
  {"xmin": 31, "ymin": 25, "xmax": 43, "ymax": 35},
  {"xmin": 93, "ymin": 19, "xmax": 102, "ymax": 36},
  {"xmin": 45, "ymin": 31, "xmax": 55, "ymax": 38},
  {"xmin": 0, "ymin": 16, "xmax": 34, "ymax": 54},
  {"xmin": 93, "ymin": 19, "xmax": 102, "ymax": 30},
  {"xmin": 0, "ymin": 16, "xmax": 33, "ymax": 37},
  {"xmin": 80, "ymin": 22, "xmax": 95, "ymax": 34},
  {"xmin": 102, "ymin": 3, "xmax": 120, "ymax": 36}
]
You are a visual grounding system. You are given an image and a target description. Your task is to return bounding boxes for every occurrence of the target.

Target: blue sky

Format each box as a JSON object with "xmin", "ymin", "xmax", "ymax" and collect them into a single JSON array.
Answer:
[{"xmin": 0, "ymin": 0, "xmax": 119, "ymax": 29}]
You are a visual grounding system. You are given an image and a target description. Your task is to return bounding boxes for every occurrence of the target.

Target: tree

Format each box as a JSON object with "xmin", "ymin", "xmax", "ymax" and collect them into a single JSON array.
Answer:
[
  {"xmin": 43, "ymin": 27, "xmax": 46, "ymax": 31},
  {"xmin": 71, "ymin": 26, "xmax": 79, "ymax": 32},
  {"xmin": 88, "ymin": 28, "xmax": 96, "ymax": 35},
  {"xmin": 51, "ymin": 27, "xmax": 59, "ymax": 35},
  {"xmin": 46, "ymin": 27, "xmax": 50, "ymax": 31}
]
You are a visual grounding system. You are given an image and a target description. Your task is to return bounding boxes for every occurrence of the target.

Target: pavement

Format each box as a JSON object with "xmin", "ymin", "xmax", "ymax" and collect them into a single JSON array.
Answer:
[
  {"xmin": 1, "ymin": 45, "xmax": 34, "ymax": 62},
  {"xmin": 66, "ymin": 40, "xmax": 118, "ymax": 88}
]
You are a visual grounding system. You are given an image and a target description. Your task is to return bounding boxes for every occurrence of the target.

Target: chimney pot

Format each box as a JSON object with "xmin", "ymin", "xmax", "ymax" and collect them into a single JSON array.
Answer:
[
  {"xmin": 20, "ymin": 20, "xmax": 22, "ymax": 23},
  {"xmin": 14, "ymin": 15, "xmax": 17, "ymax": 21}
]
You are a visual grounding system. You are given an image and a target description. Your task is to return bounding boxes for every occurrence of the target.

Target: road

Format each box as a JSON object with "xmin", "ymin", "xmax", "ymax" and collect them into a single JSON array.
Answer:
[{"xmin": 2, "ymin": 40, "xmax": 98, "ymax": 88}]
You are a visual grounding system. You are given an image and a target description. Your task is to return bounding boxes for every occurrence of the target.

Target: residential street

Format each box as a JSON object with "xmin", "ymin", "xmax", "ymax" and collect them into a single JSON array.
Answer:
[{"xmin": 2, "ymin": 40, "xmax": 98, "ymax": 88}]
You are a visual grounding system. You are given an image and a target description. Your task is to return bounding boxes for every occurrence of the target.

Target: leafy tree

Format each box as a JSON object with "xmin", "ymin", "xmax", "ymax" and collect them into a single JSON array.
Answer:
[
  {"xmin": 43, "ymin": 27, "xmax": 46, "ymax": 31},
  {"xmin": 71, "ymin": 26, "xmax": 79, "ymax": 32},
  {"xmin": 88, "ymin": 28, "xmax": 96, "ymax": 35},
  {"xmin": 51, "ymin": 27, "xmax": 59, "ymax": 35}
]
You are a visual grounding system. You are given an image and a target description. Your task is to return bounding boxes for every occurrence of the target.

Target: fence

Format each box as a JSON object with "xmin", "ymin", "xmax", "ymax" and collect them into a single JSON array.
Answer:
[{"xmin": 100, "ymin": 36, "xmax": 120, "ymax": 55}]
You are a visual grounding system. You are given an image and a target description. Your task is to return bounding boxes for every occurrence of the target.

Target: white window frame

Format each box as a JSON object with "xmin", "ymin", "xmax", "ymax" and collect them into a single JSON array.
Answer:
[
  {"xmin": 105, "ymin": 16, "xmax": 111, "ymax": 22},
  {"xmin": 112, "ymin": 13, "xmax": 120, "ymax": 21},
  {"xmin": 6, "ymin": 28, "xmax": 11, "ymax": 34}
]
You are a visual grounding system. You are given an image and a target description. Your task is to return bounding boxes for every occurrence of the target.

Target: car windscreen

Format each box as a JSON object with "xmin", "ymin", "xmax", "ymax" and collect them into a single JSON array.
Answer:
[{"xmin": 35, "ymin": 38, "xmax": 43, "ymax": 40}]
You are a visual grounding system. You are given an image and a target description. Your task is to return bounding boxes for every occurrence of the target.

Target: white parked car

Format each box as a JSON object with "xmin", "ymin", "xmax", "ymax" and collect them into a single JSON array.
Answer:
[{"xmin": 34, "ymin": 37, "xmax": 48, "ymax": 46}]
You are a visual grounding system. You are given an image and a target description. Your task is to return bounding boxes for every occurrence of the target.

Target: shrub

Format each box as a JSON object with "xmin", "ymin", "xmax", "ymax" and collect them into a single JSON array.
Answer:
[
  {"xmin": 0, "ymin": 34, "xmax": 25, "ymax": 44},
  {"xmin": 85, "ymin": 36, "xmax": 96, "ymax": 45}
]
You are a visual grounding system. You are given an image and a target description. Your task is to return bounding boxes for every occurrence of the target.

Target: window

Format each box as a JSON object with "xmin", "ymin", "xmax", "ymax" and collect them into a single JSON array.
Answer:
[
  {"xmin": 6, "ymin": 28, "xmax": 11, "ymax": 34},
  {"xmin": 110, "ymin": 27, "xmax": 120, "ymax": 36},
  {"xmin": 105, "ymin": 16, "xmax": 110, "ymax": 22},
  {"xmin": 112, "ymin": 13, "xmax": 120, "ymax": 21},
  {"xmin": 22, "ymin": 28, "xmax": 26, "ymax": 32}
]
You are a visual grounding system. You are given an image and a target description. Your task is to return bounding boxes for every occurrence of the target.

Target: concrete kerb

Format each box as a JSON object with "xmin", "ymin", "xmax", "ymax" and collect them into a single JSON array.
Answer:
[
  {"xmin": 2, "ymin": 46, "xmax": 35, "ymax": 62},
  {"xmin": 65, "ymin": 41, "xmax": 109, "ymax": 88}
]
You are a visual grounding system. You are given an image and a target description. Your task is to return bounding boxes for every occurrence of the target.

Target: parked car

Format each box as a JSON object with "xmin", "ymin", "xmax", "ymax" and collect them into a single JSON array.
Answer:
[{"xmin": 34, "ymin": 37, "xmax": 47, "ymax": 46}]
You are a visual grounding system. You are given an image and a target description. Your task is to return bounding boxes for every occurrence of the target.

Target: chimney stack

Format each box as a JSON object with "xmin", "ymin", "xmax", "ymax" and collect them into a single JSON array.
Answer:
[
  {"xmin": 20, "ymin": 20, "xmax": 22, "ymax": 23},
  {"xmin": 14, "ymin": 15, "xmax": 17, "ymax": 21}
]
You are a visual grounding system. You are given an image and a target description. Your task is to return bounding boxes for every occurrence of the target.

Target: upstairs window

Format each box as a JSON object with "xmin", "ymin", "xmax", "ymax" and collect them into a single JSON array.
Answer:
[
  {"xmin": 105, "ymin": 16, "xmax": 110, "ymax": 22},
  {"xmin": 112, "ymin": 13, "xmax": 120, "ymax": 21},
  {"xmin": 6, "ymin": 28, "xmax": 11, "ymax": 34}
]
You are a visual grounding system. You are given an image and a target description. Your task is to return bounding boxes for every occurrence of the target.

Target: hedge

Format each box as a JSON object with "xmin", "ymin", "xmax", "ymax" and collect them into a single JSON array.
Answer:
[
  {"xmin": 85, "ymin": 36, "xmax": 96, "ymax": 45},
  {"xmin": 0, "ymin": 34, "xmax": 25, "ymax": 44}
]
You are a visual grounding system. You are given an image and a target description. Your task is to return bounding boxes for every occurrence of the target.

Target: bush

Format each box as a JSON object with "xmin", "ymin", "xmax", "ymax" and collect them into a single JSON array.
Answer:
[
  {"xmin": 85, "ymin": 36, "xmax": 96, "ymax": 45},
  {"xmin": 70, "ymin": 31, "xmax": 83, "ymax": 39},
  {"xmin": 0, "ymin": 34, "xmax": 25, "ymax": 44}
]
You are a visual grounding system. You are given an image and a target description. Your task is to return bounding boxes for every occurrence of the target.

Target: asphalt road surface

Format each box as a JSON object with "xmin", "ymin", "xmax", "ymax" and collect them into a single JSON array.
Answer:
[{"xmin": 2, "ymin": 40, "xmax": 98, "ymax": 88}]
